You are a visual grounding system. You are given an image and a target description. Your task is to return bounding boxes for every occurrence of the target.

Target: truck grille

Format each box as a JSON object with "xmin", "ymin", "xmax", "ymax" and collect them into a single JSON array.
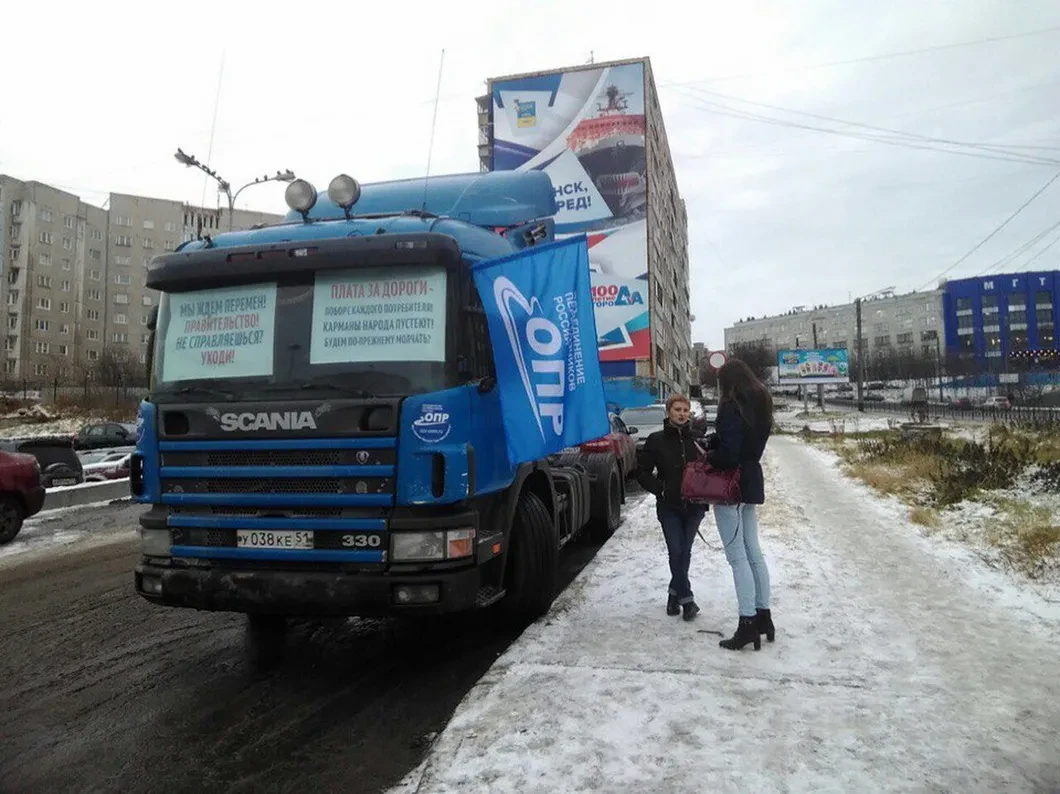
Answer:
[
  {"xmin": 162, "ymin": 449, "xmax": 395, "ymax": 467},
  {"xmin": 162, "ymin": 477, "xmax": 393, "ymax": 495}
]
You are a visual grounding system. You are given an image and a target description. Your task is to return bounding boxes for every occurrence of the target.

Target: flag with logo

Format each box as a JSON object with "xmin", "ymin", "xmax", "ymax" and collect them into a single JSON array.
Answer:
[{"xmin": 472, "ymin": 235, "xmax": 609, "ymax": 466}]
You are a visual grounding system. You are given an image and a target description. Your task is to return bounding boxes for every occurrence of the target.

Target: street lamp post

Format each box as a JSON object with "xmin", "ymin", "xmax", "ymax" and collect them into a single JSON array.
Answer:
[{"xmin": 174, "ymin": 148, "xmax": 295, "ymax": 231}]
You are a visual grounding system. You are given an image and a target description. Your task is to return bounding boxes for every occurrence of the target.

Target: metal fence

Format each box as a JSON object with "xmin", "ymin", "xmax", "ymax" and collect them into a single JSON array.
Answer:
[{"xmin": 825, "ymin": 399, "xmax": 1060, "ymax": 428}]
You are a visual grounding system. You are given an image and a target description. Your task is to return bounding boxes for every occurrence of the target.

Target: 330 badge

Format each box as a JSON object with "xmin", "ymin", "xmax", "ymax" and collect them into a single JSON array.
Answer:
[{"xmin": 340, "ymin": 532, "xmax": 384, "ymax": 549}]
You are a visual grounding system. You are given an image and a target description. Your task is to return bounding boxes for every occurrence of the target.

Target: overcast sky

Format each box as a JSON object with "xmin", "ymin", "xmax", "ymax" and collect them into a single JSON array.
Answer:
[{"xmin": 3, "ymin": 0, "xmax": 1060, "ymax": 349}]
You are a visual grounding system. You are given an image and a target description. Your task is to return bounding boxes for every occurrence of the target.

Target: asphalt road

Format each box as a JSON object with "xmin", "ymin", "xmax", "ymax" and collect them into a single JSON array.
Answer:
[{"xmin": 0, "ymin": 493, "xmax": 639, "ymax": 794}]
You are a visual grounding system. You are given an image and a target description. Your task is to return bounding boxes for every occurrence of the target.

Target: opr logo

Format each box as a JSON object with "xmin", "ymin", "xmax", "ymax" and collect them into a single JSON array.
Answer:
[{"xmin": 493, "ymin": 277, "xmax": 565, "ymax": 440}]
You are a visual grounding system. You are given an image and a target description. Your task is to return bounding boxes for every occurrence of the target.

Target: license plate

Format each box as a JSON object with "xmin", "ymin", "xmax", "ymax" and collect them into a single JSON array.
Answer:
[
  {"xmin": 236, "ymin": 530, "xmax": 314, "ymax": 550},
  {"xmin": 54, "ymin": 478, "xmax": 77, "ymax": 487}
]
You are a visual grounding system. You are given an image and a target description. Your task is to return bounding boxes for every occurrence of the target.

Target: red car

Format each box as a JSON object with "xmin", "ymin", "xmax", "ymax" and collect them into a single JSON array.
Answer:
[
  {"xmin": 579, "ymin": 413, "xmax": 638, "ymax": 480},
  {"xmin": 0, "ymin": 448, "xmax": 47, "ymax": 545}
]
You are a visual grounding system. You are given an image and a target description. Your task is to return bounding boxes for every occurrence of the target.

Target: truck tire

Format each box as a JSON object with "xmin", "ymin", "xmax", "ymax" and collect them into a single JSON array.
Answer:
[
  {"xmin": 0, "ymin": 497, "xmax": 25, "ymax": 545},
  {"xmin": 585, "ymin": 453, "xmax": 622, "ymax": 542},
  {"xmin": 500, "ymin": 490, "xmax": 558, "ymax": 624}
]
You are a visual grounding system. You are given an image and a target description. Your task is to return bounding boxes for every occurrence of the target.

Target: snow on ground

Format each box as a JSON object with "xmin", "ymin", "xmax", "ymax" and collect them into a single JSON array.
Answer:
[
  {"xmin": 0, "ymin": 416, "xmax": 86, "ymax": 438},
  {"xmin": 394, "ymin": 437, "xmax": 1060, "ymax": 794},
  {"xmin": 0, "ymin": 500, "xmax": 134, "ymax": 565}
]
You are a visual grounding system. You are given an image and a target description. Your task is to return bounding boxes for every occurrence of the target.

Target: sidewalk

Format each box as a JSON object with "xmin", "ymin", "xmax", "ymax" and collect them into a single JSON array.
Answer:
[{"xmin": 392, "ymin": 436, "xmax": 1060, "ymax": 794}]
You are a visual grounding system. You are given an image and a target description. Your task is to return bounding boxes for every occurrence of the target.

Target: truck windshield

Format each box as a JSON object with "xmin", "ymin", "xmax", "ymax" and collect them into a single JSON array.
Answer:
[{"xmin": 150, "ymin": 265, "xmax": 449, "ymax": 400}]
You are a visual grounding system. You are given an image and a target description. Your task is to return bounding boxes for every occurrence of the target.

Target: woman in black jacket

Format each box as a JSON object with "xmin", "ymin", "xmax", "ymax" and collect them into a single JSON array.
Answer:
[
  {"xmin": 705, "ymin": 360, "xmax": 774, "ymax": 651},
  {"xmin": 636, "ymin": 394, "xmax": 707, "ymax": 621}
]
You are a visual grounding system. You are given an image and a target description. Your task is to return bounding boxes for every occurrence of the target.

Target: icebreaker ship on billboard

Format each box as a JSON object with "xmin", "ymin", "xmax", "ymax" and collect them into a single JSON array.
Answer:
[{"xmin": 490, "ymin": 61, "xmax": 650, "ymax": 362}]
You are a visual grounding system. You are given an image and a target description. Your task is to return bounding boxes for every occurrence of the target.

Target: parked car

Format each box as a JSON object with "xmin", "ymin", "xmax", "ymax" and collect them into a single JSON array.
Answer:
[
  {"xmin": 952, "ymin": 397, "xmax": 973, "ymax": 411},
  {"xmin": 0, "ymin": 448, "xmax": 46, "ymax": 544},
  {"xmin": 579, "ymin": 413, "xmax": 638, "ymax": 479},
  {"xmin": 982, "ymin": 396, "xmax": 1011, "ymax": 410},
  {"xmin": 619, "ymin": 404, "xmax": 668, "ymax": 451},
  {"xmin": 73, "ymin": 422, "xmax": 137, "ymax": 451},
  {"xmin": 0, "ymin": 436, "xmax": 85, "ymax": 488},
  {"xmin": 82, "ymin": 451, "xmax": 132, "ymax": 482}
]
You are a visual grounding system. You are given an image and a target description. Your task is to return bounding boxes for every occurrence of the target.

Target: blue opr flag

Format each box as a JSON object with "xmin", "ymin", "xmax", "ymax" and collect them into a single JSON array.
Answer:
[{"xmin": 472, "ymin": 235, "xmax": 610, "ymax": 466}]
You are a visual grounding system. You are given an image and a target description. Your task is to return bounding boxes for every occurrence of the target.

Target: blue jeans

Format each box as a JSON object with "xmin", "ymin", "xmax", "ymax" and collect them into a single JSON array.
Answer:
[
  {"xmin": 713, "ymin": 504, "xmax": 770, "ymax": 617},
  {"xmin": 658, "ymin": 505, "xmax": 706, "ymax": 604}
]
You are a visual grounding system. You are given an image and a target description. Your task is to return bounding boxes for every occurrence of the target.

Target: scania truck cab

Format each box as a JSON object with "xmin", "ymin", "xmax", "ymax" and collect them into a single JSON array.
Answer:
[{"xmin": 132, "ymin": 171, "xmax": 623, "ymax": 646}]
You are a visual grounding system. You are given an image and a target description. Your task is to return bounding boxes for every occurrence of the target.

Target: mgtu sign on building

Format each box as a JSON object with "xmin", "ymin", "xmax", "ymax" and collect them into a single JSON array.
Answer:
[{"xmin": 478, "ymin": 58, "xmax": 694, "ymax": 396}]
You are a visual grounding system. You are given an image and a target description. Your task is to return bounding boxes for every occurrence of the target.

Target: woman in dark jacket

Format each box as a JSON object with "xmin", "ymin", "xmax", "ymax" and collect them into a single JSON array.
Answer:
[
  {"xmin": 636, "ymin": 394, "xmax": 707, "ymax": 621},
  {"xmin": 705, "ymin": 360, "xmax": 774, "ymax": 651}
]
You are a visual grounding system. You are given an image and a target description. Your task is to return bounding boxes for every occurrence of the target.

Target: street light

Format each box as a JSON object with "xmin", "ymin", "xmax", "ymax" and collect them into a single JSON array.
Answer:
[{"xmin": 173, "ymin": 148, "xmax": 296, "ymax": 231}]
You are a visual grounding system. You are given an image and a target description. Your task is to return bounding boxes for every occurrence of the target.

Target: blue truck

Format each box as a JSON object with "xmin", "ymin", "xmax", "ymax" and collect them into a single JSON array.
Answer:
[{"xmin": 131, "ymin": 171, "xmax": 624, "ymax": 652}]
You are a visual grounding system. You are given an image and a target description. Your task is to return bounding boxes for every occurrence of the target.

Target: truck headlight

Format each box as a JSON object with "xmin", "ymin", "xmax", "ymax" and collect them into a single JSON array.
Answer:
[
  {"xmin": 391, "ymin": 528, "xmax": 475, "ymax": 562},
  {"xmin": 140, "ymin": 529, "xmax": 170, "ymax": 557}
]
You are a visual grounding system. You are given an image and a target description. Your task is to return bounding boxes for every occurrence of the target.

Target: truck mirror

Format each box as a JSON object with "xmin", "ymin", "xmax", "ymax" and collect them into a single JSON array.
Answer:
[{"xmin": 147, "ymin": 305, "xmax": 159, "ymax": 331}]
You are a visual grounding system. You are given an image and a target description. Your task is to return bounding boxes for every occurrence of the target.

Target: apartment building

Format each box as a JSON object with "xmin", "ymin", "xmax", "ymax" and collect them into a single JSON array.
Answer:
[
  {"xmin": 479, "ymin": 56, "xmax": 695, "ymax": 395},
  {"xmin": 724, "ymin": 288, "xmax": 945, "ymax": 359},
  {"xmin": 0, "ymin": 174, "xmax": 282, "ymax": 384}
]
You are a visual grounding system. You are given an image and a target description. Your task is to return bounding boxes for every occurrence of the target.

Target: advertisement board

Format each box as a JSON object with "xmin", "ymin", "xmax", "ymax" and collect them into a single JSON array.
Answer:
[
  {"xmin": 489, "ymin": 60, "xmax": 649, "ymax": 361},
  {"xmin": 777, "ymin": 349, "xmax": 851, "ymax": 384}
]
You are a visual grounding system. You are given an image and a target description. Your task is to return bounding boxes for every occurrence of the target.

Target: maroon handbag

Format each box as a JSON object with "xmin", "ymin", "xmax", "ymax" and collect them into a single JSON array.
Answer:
[{"xmin": 681, "ymin": 442, "xmax": 742, "ymax": 505}]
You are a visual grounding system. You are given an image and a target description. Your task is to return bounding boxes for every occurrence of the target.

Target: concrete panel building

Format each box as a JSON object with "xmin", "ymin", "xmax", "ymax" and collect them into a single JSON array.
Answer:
[
  {"xmin": 0, "ymin": 174, "xmax": 282, "ymax": 387},
  {"xmin": 478, "ymin": 57, "xmax": 693, "ymax": 396},
  {"xmin": 724, "ymin": 288, "xmax": 945, "ymax": 359}
]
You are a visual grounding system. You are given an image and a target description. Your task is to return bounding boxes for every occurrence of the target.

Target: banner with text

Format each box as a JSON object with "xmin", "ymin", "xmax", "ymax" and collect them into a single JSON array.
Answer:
[
  {"xmin": 310, "ymin": 266, "xmax": 447, "ymax": 364},
  {"xmin": 489, "ymin": 61, "xmax": 650, "ymax": 361},
  {"xmin": 472, "ymin": 236, "xmax": 609, "ymax": 466},
  {"xmin": 161, "ymin": 283, "xmax": 277, "ymax": 382},
  {"xmin": 777, "ymin": 348, "xmax": 851, "ymax": 384}
]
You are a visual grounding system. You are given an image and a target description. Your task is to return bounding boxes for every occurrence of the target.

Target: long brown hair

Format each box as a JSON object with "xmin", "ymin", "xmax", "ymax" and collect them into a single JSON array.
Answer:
[{"xmin": 717, "ymin": 359, "xmax": 773, "ymax": 428}]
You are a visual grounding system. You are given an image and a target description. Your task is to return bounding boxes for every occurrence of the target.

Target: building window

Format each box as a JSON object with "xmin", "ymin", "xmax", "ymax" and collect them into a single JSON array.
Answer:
[
  {"xmin": 89, "ymin": 248, "xmax": 102, "ymax": 261},
  {"xmin": 39, "ymin": 208, "xmax": 53, "ymax": 222},
  {"xmin": 60, "ymin": 280, "xmax": 71, "ymax": 292},
  {"xmin": 90, "ymin": 269, "xmax": 102, "ymax": 281},
  {"xmin": 59, "ymin": 344, "xmax": 69, "ymax": 356},
  {"xmin": 88, "ymin": 289, "xmax": 102, "ymax": 301},
  {"xmin": 141, "ymin": 333, "xmax": 152, "ymax": 344},
  {"xmin": 39, "ymin": 252, "xmax": 51, "ymax": 266},
  {"xmin": 114, "ymin": 294, "xmax": 129, "ymax": 305},
  {"xmin": 982, "ymin": 295, "xmax": 998, "ymax": 314},
  {"xmin": 140, "ymin": 314, "xmax": 150, "ymax": 326},
  {"xmin": 920, "ymin": 330, "xmax": 938, "ymax": 342},
  {"xmin": 34, "ymin": 364, "xmax": 48, "ymax": 377},
  {"xmin": 113, "ymin": 332, "xmax": 128, "ymax": 344},
  {"xmin": 1008, "ymin": 295, "xmax": 1028, "ymax": 327},
  {"xmin": 874, "ymin": 323, "xmax": 889, "ymax": 333},
  {"xmin": 142, "ymin": 238, "xmax": 154, "ymax": 250},
  {"xmin": 87, "ymin": 329, "xmax": 100, "ymax": 341},
  {"xmin": 115, "ymin": 215, "xmax": 132, "ymax": 227},
  {"xmin": 64, "ymin": 215, "xmax": 75, "ymax": 229},
  {"xmin": 34, "ymin": 319, "xmax": 50, "ymax": 332},
  {"xmin": 34, "ymin": 341, "xmax": 50, "ymax": 355},
  {"xmin": 142, "ymin": 295, "xmax": 153, "ymax": 306},
  {"xmin": 36, "ymin": 275, "xmax": 51, "ymax": 288},
  {"xmin": 61, "ymin": 259, "xmax": 72, "ymax": 271},
  {"xmin": 163, "ymin": 240, "xmax": 175, "ymax": 251},
  {"xmin": 1010, "ymin": 331, "xmax": 1029, "ymax": 351},
  {"xmin": 896, "ymin": 332, "xmax": 913, "ymax": 345},
  {"xmin": 91, "ymin": 228, "xmax": 103, "ymax": 241},
  {"xmin": 114, "ymin": 273, "xmax": 131, "ymax": 285},
  {"xmin": 36, "ymin": 298, "xmax": 51, "ymax": 311},
  {"xmin": 60, "ymin": 324, "xmax": 70, "ymax": 335},
  {"xmin": 114, "ymin": 234, "xmax": 132, "ymax": 247},
  {"xmin": 38, "ymin": 231, "xmax": 53, "ymax": 245},
  {"xmin": 114, "ymin": 255, "xmax": 132, "ymax": 266},
  {"xmin": 59, "ymin": 301, "xmax": 70, "ymax": 313},
  {"xmin": 62, "ymin": 236, "xmax": 73, "ymax": 250},
  {"xmin": 164, "ymin": 221, "xmax": 177, "ymax": 233},
  {"xmin": 143, "ymin": 220, "xmax": 155, "ymax": 230},
  {"xmin": 874, "ymin": 336, "xmax": 891, "ymax": 347},
  {"xmin": 86, "ymin": 309, "xmax": 100, "ymax": 321},
  {"xmin": 114, "ymin": 313, "xmax": 128, "ymax": 324}
]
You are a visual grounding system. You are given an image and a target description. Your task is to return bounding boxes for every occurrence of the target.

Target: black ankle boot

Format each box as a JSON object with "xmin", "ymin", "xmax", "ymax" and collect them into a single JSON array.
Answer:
[
  {"xmin": 681, "ymin": 601, "xmax": 700, "ymax": 621},
  {"xmin": 756, "ymin": 608, "xmax": 775, "ymax": 642},
  {"xmin": 666, "ymin": 594, "xmax": 680, "ymax": 617},
  {"xmin": 719, "ymin": 616, "xmax": 761, "ymax": 651}
]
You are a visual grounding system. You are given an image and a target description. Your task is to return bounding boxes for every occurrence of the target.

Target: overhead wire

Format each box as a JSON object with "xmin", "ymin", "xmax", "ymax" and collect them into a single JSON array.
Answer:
[{"xmin": 974, "ymin": 218, "xmax": 1060, "ymax": 276}]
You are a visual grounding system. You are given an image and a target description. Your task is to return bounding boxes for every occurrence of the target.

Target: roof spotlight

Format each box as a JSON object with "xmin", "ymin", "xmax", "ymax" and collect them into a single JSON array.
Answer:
[
  {"xmin": 328, "ymin": 174, "xmax": 362, "ymax": 218},
  {"xmin": 285, "ymin": 179, "xmax": 317, "ymax": 220}
]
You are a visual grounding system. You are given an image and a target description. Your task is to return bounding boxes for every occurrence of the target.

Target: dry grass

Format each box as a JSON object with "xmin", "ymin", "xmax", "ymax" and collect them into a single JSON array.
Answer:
[
  {"xmin": 909, "ymin": 506, "xmax": 942, "ymax": 530},
  {"xmin": 986, "ymin": 498, "xmax": 1060, "ymax": 576},
  {"xmin": 843, "ymin": 450, "xmax": 938, "ymax": 500}
]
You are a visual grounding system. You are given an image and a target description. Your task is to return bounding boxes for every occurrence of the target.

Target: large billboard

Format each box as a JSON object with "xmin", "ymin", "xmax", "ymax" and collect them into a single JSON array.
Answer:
[
  {"xmin": 777, "ymin": 349, "xmax": 851, "ymax": 384},
  {"xmin": 488, "ymin": 61, "xmax": 649, "ymax": 362}
]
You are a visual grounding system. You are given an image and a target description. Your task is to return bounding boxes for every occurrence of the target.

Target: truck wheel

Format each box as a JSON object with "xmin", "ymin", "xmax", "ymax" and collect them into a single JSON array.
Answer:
[
  {"xmin": 501, "ymin": 490, "xmax": 557, "ymax": 624},
  {"xmin": 244, "ymin": 614, "xmax": 287, "ymax": 668},
  {"xmin": 0, "ymin": 497, "xmax": 25, "ymax": 545},
  {"xmin": 586, "ymin": 454, "xmax": 622, "ymax": 542}
]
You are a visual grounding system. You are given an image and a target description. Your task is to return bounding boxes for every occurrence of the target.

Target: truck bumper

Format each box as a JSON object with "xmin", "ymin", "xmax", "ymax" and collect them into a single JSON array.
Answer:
[{"xmin": 134, "ymin": 562, "xmax": 484, "ymax": 617}]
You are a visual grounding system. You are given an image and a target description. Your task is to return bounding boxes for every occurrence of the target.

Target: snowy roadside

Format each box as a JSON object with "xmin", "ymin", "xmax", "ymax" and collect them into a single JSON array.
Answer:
[
  {"xmin": 392, "ymin": 437, "xmax": 1060, "ymax": 794},
  {"xmin": 0, "ymin": 499, "xmax": 136, "ymax": 566}
]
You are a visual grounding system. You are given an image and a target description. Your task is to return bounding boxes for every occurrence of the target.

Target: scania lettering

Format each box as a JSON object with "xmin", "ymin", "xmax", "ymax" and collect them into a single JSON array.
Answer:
[
  {"xmin": 131, "ymin": 171, "xmax": 625, "ymax": 658},
  {"xmin": 219, "ymin": 411, "xmax": 318, "ymax": 432}
]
